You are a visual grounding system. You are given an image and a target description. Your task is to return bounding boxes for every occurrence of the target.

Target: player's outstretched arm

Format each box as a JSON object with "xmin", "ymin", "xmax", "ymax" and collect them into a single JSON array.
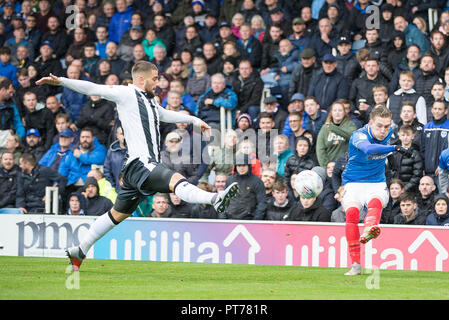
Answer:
[
  {"xmin": 357, "ymin": 141, "xmax": 395, "ymax": 155},
  {"xmin": 157, "ymin": 105, "xmax": 211, "ymax": 136},
  {"xmin": 36, "ymin": 73, "xmax": 124, "ymax": 104}
]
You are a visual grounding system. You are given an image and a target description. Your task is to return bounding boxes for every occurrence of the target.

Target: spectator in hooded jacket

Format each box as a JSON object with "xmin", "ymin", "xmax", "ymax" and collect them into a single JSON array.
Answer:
[
  {"xmin": 16, "ymin": 152, "xmax": 66, "ymax": 214},
  {"xmin": 86, "ymin": 168, "xmax": 117, "ymax": 204},
  {"xmin": 0, "ymin": 150, "xmax": 19, "ymax": 208},
  {"xmin": 104, "ymin": 125, "xmax": 126, "ymax": 192},
  {"xmin": 394, "ymin": 192, "xmax": 427, "ymax": 225},
  {"xmin": 66, "ymin": 192, "xmax": 87, "ymax": 216},
  {"xmin": 82, "ymin": 176, "xmax": 113, "ymax": 216},
  {"xmin": 167, "ymin": 193, "xmax": 193, "ymax": 218},
  {"xmin": 308, "ymin": 53, "xmax": 350, "ymax": 111},
  {"xmin": 385, "ymin": 30, "xmax": 407, "ymax": 74},
  {"xmin": 284, "ymin": 135, "xmax": 317, "ymax": 183},
  {"xmin": 426, "ymin": 194, "xmax": 449, "ymax": 226},
  {"xmin": 265, "ymin": 180, "xmax": 300, "ymax": 220}
]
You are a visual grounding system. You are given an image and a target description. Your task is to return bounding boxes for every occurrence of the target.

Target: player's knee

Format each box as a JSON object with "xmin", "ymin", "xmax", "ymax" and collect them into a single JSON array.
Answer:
[{"xmin": 368, "ymin": 197, "xmax": 383, "ymax": 209}]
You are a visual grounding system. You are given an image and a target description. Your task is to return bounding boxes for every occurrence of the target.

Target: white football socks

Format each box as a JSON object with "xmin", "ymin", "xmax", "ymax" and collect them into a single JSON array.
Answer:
[
  {"xmin": 174, "ymin": 179, "xmax": 216, "ymax": 204},
  {"xmin": 78, "ymin": 211, "xmax": 118, "ymax": 256}
]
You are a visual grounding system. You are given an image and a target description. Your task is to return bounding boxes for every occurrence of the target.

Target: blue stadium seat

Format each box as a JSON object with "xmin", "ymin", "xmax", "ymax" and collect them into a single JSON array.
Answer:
[{"xmin": 0, "ymin": 208, "xmax": 23, "ymax": 214}]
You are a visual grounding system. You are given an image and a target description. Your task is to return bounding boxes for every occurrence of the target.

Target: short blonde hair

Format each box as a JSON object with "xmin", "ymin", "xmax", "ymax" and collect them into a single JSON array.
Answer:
[{"xmin": 131, "ymin": 61, "xmax": 158, "ymax": 79}]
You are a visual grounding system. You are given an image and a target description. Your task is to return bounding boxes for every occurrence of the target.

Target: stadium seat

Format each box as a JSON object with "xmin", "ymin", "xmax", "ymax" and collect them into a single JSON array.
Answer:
[{"xmin": 0, "ymin": 208, "xmax": 23, "ymax": 214}]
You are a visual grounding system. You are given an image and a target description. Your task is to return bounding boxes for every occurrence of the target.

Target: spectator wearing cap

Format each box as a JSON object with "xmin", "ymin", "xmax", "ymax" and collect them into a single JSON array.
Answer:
[
  {"xmin": 288, "ymin": 17, "xmax": 310, "ymax": 53},
  {"xmin": 288, "ymin": 48, "xmax": 320, "ymax": 100},
  {"xmin": 108, "ymin": 0, "xmax": 133, "ymax": 44},
  {"xmin": 214, "ymin": 21, "xmax": 238, "ymax": 54},
  {"xmin": 336, "ymin": 36, "xmax": 360, "ymax": 82},
  {"xmin": 23, "ymin": 128, "xmax": 46, "ymax": 161},
  {"xmin": 265, "ymin": 6, "xmax": 291, "ymax": 38},
  {"xmin": 34, "ymin": 40, "xmax": 63, "ymax": 87},
  {"xmin": 231, "ymin": 59, "xmax": 263, "ymax": 121},
  {"xmin": 221, "ymin": 153, "xmax": 266, "ymax": 220},
  {"xmin": 222, "ymin": 55, "xmax": 239, "ymax": 85},
  {"xmin": 309, "ymin": 17, "xmax": 338, "ymax": 62},
  {"xmin": 117, "ymin": 24, "xmax": 144, "ymax": 62},
  {"xmin": 260, "ymin": 96, "xmax": 288, "ymax": 131},
  {"xmin": 236, "ymin": 23, "xmax": 262, "ymax": 69},
  {"xmin": 16, "ymin": 152, "xmax": 66, "ymax": 214},
  {"xmin": 308, "ymin": 53, "xmax": 350, "ymax": 111},
  {"xmin": 82, "ymin": 176, "xmax": 113, "ymax": 216},
  {"xmin": 39, "ymin": 128, "xmax": 74, "ymax": 171},
  {"xmin": 0, "ymin": 1, "xmax": 15, "ymax": 39},
  {"xmin": 41, "ymin": 16, "xmax": 69, "ymax": 59},
  {"xmin": 22, "ymin": 91, "xmax": 54, "ymax": 150},
  {"xmin": 349, "ymin": 56, "xmax": 389, "ymax": 108},
  {"xmin": 282, "ymin": 94, "xmax": 306, "ymax": 139},
  {"xmin": 192, "ymin": 0, "xmax": 208, "ymax": 26},
  {"xmin": 199, "ymin": 12, "xmax": 219, "ymax": 43}
]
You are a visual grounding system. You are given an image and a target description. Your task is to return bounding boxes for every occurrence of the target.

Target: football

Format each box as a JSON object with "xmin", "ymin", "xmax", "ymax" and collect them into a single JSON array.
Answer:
[{"xmin": 294, "ymin": 170, "xmax": 324, "ymax": 199}]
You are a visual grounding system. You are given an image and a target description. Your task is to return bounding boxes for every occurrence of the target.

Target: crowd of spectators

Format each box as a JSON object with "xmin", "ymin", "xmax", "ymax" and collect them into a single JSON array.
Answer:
[{"xmin": 1, "ymin": 0, "xmax": 449, "ymax": 227}]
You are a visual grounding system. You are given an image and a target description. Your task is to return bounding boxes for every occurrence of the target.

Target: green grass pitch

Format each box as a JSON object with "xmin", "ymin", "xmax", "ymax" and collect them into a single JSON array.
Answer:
[{"xmin": 1, "ymin": 256, "xmax": 448, "ymax": 300}]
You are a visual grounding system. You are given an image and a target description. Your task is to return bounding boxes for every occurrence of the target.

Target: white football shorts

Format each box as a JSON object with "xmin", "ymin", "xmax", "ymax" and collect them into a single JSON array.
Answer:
[{"xmin": 342, "ymin": 182, "xmax": 389, "ymax": 210}]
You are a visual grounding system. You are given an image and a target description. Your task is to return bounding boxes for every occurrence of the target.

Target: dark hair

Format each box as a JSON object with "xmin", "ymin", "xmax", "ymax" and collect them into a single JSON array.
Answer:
[
  {"xmin": 389, "ymin": 178, "xmax": 404, "ymax": 189},
  {"xmin": 401, "ymin": 101, "xmax": 416, "ymax": 113},
  {"xmin": 0, "ymin": 47, "xmax": 11, "ymax": 55},
  {"xmin": 273, "ymin": 180, "xmax": 288, "ymax": 192},
  {"xmin": 258, "ymin": 112, "xmax": 274, "ymax": 121},
  {"xmin": 398, "ymin": 124, "xmax": 413, "ymax": 133},
  {"xmin": 398, "ymin": 192, "xmax": 417, "ymax": 203},
  {"xmin": 0, "ymin": 77, "xmax": 12, "ymax": 90},
  {"xmin": 20, "ymin": 152, "xmax": 37, "ymax": 166}
]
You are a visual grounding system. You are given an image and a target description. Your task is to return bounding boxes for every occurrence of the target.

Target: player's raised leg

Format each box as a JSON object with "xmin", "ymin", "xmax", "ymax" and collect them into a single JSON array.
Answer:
[{"xmin": 360, "ymin": 196, "xmax": 384, "ymax": 244}]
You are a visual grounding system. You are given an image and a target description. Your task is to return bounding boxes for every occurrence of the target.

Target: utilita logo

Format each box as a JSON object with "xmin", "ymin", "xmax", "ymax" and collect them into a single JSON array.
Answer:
[{"xmin": 16, "ymin": 221, "xmax": 90, "ymax": 256}]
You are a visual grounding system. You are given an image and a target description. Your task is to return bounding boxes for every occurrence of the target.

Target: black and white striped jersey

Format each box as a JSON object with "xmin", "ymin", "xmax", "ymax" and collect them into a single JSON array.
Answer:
[{"xmin": 59, "ymin": 78, "xmax": 201, "ymax": 165}]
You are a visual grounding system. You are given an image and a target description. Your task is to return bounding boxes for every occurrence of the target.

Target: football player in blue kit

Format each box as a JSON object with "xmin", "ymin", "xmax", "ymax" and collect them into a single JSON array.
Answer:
[{"xmin": 341, "ymin": 105, "xmax": 411, "ymax": 275}]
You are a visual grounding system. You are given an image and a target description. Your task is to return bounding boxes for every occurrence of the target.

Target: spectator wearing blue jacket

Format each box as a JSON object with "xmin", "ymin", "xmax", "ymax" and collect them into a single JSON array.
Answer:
[
  {"xmin": 394, "ymin": 15, "xmax": 430, "ymax": 56},
  {"xmin": 0, "ymin": 78, "xmax": 25, "ymax": 145},
  {"xmin": 39, "ymin": 129, "xmax": 75, "ymax": 172},
  {"xmin": 58, "ymin": 127, "xmax": 107, "ymax": 187},
  {"xmin": 108, "ymin": 0, "xmax": 133, "ymax": 44},
  {"xmin": 426, "ymin": 194, "xmax": 449, "ymax": 226},
  {"xmin": 0, "ymin": 47, "xmax": 18, "ymax": 86},
  {"xmin": 197, "ymin": 73, "xmax": 237, "ymax": 127}
]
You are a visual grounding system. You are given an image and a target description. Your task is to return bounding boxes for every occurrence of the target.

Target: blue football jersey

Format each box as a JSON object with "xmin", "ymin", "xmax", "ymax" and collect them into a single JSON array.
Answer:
[{"xmin": 342, "ymin": 124, "xmax": 394, "ymax": 184}]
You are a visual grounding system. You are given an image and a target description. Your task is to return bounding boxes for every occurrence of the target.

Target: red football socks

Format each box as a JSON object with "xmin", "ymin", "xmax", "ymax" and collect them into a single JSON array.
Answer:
[
  {"xmin": 365, "ymin": 198, "xmax": 382, "ymax": 228},
  {"xmin": 345, "ymin": 206, "xmax": 361, "ymax": 265}
]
